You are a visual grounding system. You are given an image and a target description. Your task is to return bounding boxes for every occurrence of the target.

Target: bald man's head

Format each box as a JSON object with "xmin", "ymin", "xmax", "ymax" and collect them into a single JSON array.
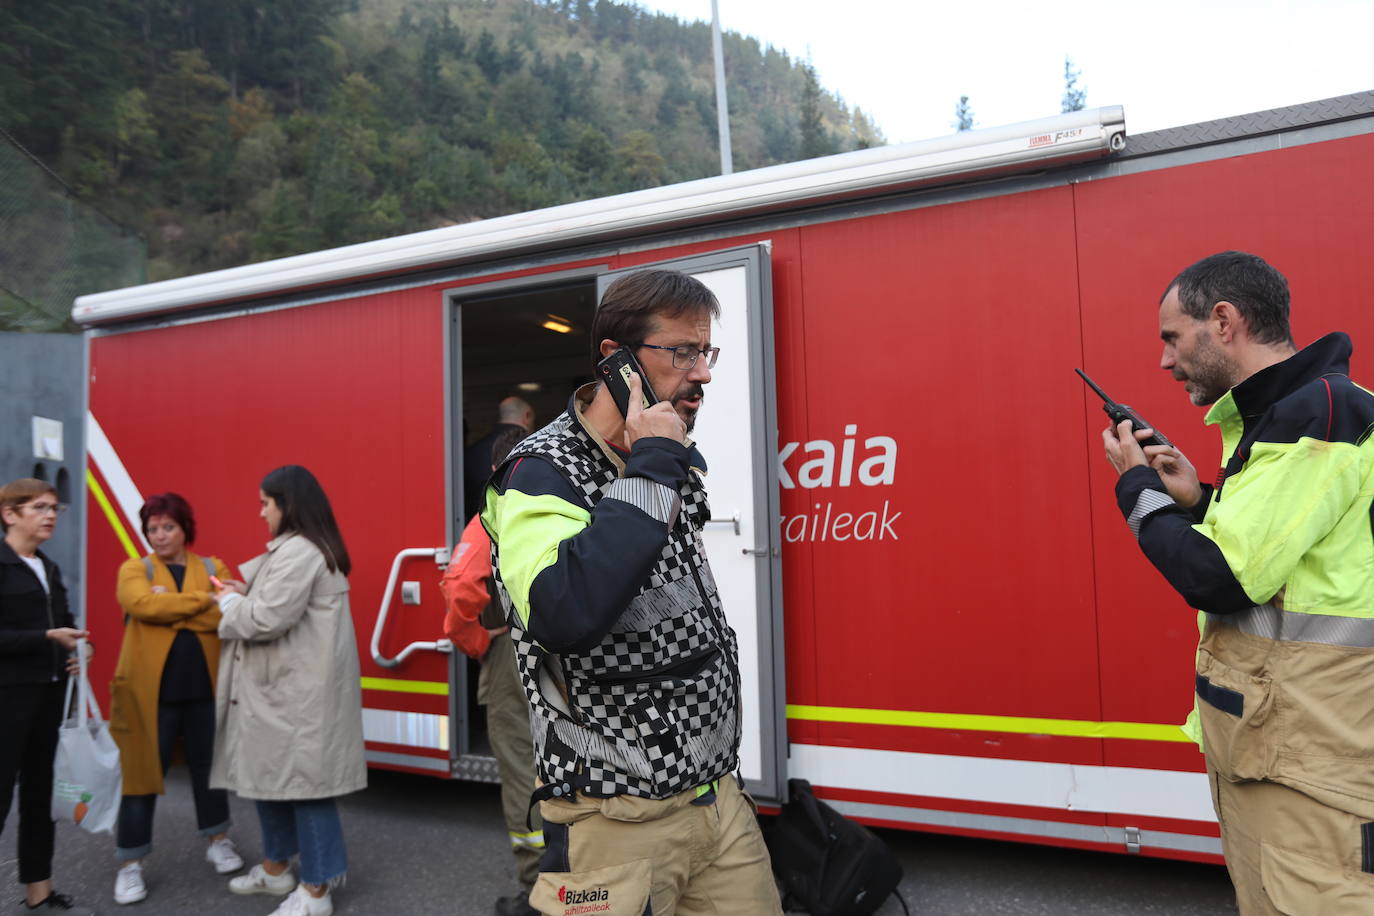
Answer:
[{"xmin": 498, "ymin": 396, "xmax": 535, "ymax": 431}]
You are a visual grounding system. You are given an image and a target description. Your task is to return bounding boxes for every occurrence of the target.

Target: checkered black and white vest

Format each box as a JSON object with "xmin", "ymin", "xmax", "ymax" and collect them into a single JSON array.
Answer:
[{"xmin": 491, "ymin": 410, "xmax": 742, "ymax": 800}]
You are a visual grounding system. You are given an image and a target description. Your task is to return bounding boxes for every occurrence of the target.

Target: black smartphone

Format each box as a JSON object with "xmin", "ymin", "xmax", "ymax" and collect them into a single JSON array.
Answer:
[{"xmin": 597, "ymin": 348, "xmax": 659, "ymax": 417}]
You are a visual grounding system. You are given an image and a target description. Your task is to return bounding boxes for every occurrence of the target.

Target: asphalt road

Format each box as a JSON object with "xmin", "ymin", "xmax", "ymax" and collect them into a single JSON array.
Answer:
[{"xmin": 5, "ymin": 768, "xmax": 1238, "ymax": 915}]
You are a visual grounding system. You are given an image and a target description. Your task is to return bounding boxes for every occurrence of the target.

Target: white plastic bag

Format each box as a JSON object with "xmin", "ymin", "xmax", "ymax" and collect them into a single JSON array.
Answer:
[{"xmin": 51, "ymin": 639, "xmax": 121, "ymax": 835}]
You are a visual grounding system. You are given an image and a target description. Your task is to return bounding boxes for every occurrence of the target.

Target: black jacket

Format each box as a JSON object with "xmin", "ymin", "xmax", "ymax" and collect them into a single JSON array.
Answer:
[
  {"xmin": 0, "ymin": 539, "xmax": 73, "ymax": 686},
  {"xmin": 464, "ymin": 422, "xmax": 527, "ymax": 520}
]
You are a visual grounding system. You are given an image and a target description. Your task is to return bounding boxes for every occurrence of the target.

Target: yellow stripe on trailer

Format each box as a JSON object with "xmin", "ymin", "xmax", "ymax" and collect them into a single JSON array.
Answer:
[
  {"xmin": 360, "ymin": 676, "xmax": 450, "ymax": 696},
  {"xmin": 786, "ymin": 704, "xmax": 1191, "ymax": 743},
  {"xmin": 87, "ymin": 469, "xmax": 140, "ymax": 560}
]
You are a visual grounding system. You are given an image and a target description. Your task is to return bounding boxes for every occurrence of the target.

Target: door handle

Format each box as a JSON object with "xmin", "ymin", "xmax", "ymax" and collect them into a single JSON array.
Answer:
[{"xmin": 706, "ymin": 513, "xmax": 740, "ymax": 536}]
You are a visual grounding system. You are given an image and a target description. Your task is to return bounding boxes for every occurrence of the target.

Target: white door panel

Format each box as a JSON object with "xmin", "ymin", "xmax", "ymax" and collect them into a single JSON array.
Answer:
[{"xmin": 598, "ymin": 245, "xmax": 785, "ymax": 800}]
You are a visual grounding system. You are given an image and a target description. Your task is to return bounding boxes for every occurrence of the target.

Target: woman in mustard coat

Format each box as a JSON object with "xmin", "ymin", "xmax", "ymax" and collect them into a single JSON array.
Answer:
[{"xmin": 108, "ymin": 492, "xmax": 244, "ymax": 905}]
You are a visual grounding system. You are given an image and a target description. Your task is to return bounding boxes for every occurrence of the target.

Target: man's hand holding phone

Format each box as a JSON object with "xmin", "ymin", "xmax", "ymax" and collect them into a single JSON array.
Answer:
[{"xmin": 625, "ymin": 371, "xmax": 686, "ymax": 447}]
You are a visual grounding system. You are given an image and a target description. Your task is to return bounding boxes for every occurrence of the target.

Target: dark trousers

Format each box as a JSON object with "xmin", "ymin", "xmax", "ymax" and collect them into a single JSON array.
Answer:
[
  {"xmin": 116, "ymin": 697, "xmax": 230, "ymax": 860},
  {"xmin": 0, "ymin": 681, "xmax": 65, "ymax": 884}
]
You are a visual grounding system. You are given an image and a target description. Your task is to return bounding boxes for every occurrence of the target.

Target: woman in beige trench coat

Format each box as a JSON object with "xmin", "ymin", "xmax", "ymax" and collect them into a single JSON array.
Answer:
[{"xmin": 211, "ymin": 466, "xmax": 364, "ymax": 916}]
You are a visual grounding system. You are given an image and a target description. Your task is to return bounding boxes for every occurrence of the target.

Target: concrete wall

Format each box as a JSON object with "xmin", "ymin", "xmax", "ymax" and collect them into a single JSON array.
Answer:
[{"xmin": 0, "ymin": 331, "xmax": 85, "ymax": 620}]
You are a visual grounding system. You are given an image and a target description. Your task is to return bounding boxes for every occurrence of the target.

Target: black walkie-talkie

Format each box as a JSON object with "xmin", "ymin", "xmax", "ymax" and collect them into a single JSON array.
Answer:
[{"xmin": 1075, "ymin": 368, "xmax": 1172, "ymax": 448}]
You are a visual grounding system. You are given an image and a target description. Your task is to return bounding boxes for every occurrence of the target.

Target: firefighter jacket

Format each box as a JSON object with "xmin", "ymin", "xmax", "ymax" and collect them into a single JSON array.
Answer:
[
  {"xmin": 1115, "ymin": 331, "xmax": 1374, "ymax": 818},
  {"xmin": 482, "ymin": 386, "xmax": 742, "ymax": 800}
]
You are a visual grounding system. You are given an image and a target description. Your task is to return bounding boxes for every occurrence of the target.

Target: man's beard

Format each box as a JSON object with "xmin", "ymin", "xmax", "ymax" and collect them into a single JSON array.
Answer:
[
  {"xmin": 670, "ymin": 383, "xmax": 705, "ymax": 432},
  {"xmin": 1180, "ymin": 333, "xmax": 1236, "ymax": 406}
]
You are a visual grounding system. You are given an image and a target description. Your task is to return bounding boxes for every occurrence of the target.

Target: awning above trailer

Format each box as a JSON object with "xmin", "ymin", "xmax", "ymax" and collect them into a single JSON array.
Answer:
[{"xmin": 72, "ymin": 106, "xmax": 1125, "ymax": 326}]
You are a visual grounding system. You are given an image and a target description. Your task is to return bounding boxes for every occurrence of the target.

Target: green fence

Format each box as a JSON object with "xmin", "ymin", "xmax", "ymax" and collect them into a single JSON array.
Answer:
[{"xmin": 0, "ymin": 130, "xmax": 145, "ymax": 332}]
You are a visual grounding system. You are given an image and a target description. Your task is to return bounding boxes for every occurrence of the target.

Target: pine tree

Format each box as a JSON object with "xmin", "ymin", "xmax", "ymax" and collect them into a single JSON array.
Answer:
[
  {"xmin": 954, "ymin": 95, "xmax": 974, "ymax": 132},
  {"xmin": 1061, "ymin": 57, "xmax": 1086, "ymax": 113},
  {"xmin": 799, "ymin": 64, "xmax": 828, "ymax": 158}
]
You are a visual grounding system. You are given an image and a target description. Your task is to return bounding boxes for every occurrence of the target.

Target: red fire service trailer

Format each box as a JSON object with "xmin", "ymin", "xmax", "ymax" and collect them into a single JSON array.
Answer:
[{"xmin": 73, "ymin": 91, "xmax": 1374, "ymax": 863}]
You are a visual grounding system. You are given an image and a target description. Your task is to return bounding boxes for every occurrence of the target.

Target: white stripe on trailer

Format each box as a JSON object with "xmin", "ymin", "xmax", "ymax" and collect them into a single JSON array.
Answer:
[
  {"xmin": 826, "ymin": 798, "xmax": 1223, "ymax": 857},
  {"xmin": 790, "ymin": 743, "xmax": 1216, "ymax": 824},
  {"xmin": 85, "ymin": 412, "xmax": 150, "ymax": 553},
  {"xmin": 365, "ymin": 749, "xmax": 449, "ymax": 774},
  {"xmin": 362, "ymin": 708, "xmax": 449, "ymax": 752}
]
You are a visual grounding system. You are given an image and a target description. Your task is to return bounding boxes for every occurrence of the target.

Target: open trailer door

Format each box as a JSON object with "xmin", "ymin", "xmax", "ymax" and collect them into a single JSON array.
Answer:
[{"xmin": 598, "ymin": 243, "xmax": 787, "ymax": 802}]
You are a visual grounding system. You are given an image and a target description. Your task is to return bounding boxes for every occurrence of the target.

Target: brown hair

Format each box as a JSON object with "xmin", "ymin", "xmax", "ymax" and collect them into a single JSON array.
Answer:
[
  {"xmin": 0, "ymin": 478, "xmax": 59, "ymax": 532},
  {"xmin": 1162, "ymin": 250, "xmax": 1294, "ymax": 346},
  {"xmin": 590, "ymin": 270, "xmax": 720, "ymax": 372},
  {"xmin": 490, "ymin": 427, "xmax": 528, "ymax": 468},
  {"xmin": 260, "ymin": 465, "xmax": 351, "ymax": 576}
]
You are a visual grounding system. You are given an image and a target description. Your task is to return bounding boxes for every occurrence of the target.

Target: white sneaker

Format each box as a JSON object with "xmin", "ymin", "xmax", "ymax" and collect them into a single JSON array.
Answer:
[
  {"xmin": 114, "ymin": 862, "xmax": 148, "ymax": 905},
  {"xmin": 228, "ymin": 863, "xmax": 297, "ymax": 896},
  {"xmin": 267, "ymin": 885, "xmax": 333, "ymax": 916},
  {"xmin": 206, "ymin": 836, "xmax": 245, "ymax": 874}
]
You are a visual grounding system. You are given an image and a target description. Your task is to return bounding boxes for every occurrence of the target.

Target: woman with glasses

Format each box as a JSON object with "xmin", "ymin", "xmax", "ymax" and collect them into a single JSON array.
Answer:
[
  {"xmin": 109, "ymin": 492, "xmax": 243, "ymax": 905},
  {"xmin": 210, "ymin": 466, "xmax": 365, "ymax": 916},
  {"xmin": 0, "ymin": 479, "xmax": 93, "ymax": 914}
]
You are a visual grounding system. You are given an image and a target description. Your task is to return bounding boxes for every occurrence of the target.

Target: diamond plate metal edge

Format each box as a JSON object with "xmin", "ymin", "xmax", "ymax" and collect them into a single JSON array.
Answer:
[
  {"xmin": 452, "ymin": 753, "xmax": 502, "ymax": 783},
  {"xmin": 1123, "ymin": 91, "xmax": 1374, "ymax": 157}
]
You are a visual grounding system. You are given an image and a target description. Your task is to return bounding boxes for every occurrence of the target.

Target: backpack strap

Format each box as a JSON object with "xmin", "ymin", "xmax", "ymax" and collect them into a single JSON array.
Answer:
[{"xmin": 143, "ymin": 554, "xmax": 216, "ymax": 583}]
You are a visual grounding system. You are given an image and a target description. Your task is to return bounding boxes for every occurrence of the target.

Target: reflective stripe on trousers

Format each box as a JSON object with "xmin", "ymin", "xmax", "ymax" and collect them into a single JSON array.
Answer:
[
  {"xmin": 1209, "ymin": 602, "xmax": 1374, "ymax": 648},
  {"xmin": 510, "ymin": 829, "xmax": 545, "ymax": 850}
]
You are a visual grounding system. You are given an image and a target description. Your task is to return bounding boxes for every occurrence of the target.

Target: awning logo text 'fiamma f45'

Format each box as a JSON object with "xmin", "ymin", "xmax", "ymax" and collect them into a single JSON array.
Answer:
[{"xmin": 1028, "ymin": 127, "xmax": 1086, "ymax": 148}]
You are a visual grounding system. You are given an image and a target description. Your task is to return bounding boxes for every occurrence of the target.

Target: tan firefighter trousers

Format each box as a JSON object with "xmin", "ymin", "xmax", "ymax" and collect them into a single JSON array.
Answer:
[
  {"xmin": 1210, "ymin": 768, "xmax": 1374, "ymax": 914},
  {"xmin": 528, "ymin": 774, "xmax": 782, "ymax": 916}
]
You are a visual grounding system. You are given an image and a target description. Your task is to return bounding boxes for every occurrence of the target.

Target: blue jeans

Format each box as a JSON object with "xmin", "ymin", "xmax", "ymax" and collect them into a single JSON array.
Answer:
[
  {"xmin": 255, "ymin": 798, "xmax": 347, "ymax": 887},
  {"xmin": 116, "ymin": 698, "xmax": 230, "ymax": 861}
]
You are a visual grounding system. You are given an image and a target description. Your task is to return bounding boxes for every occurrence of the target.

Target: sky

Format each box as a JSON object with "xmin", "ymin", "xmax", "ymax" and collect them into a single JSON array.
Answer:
[{"xmin": 636, "ymin": 0, "xmax": 1374, "ymax": 144}]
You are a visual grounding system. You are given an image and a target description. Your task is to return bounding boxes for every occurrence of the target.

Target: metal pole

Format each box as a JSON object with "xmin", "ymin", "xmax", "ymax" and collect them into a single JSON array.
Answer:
[{"xmin": 710, "ymin": 0, "xmax": 732, "ymax": 175}]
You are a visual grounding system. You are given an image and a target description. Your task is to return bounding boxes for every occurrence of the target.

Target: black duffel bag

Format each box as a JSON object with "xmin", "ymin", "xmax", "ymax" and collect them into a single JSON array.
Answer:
[{"xmin": 763, "ymin": 778, "xmax": 907, "ymax": 915}]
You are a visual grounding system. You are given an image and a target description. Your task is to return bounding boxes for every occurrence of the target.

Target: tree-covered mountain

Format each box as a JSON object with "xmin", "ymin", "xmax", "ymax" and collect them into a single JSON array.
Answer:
[{"xmin": 1, "ymin": 0, "xmax": 883, "ymax": 284}]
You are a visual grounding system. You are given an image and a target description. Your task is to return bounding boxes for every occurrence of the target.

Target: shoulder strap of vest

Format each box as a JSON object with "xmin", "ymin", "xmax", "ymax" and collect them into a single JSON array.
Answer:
[
  {"xmin": 202, "ymin": 556, "xmax": 215, "ymax": 579},
  {"xmin": 143, "ymin": 556, "xmax": 153, "ymax": 579}
]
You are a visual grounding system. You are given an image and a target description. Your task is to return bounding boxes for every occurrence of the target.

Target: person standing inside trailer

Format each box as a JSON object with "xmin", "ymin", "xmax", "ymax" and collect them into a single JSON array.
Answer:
[
  {"xmin": 211, "ymin": 466, "xmax": 365, "ymax": 916},
  {"xmin": 0, "ymin": 478, "xmax": 94, "ymax": 915},
  {"xmin": 1101, "ymin": 251, "xmax": 1374, "ymax": 913},
  {"xmin": 464, "ymin": 397, "xmax": 534, "ymax": 521},
  {"xmin": 441, "ymin": 425, "xmax": 542, "ymax": 916},
  {"xmin": 482, "ymin": 270, "xmax": 782, "ymax": 916}
]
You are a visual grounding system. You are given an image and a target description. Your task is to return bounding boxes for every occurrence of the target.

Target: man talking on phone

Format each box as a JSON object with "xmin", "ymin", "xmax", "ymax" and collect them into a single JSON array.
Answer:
[
  {"xmin": 481, "ymin": 269, "xmax": 781, "ymax": 916},
  {"xmin": 1100, "ymin": 251, "xmax": 1374, "ymax": 913}
]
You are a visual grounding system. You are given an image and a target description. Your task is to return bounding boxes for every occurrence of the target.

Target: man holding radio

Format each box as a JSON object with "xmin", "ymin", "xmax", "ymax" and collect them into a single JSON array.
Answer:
[
  {"xmin": 481, "ymin": 269, "xmax": 781, "ymax": 916},
  {"xmin": 1101, "ymin": 251, "xmax": 1374, "ymax": 913}
]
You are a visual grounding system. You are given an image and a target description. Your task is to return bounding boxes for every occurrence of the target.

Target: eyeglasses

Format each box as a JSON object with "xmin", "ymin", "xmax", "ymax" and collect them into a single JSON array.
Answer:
[
  {"xmin": 24, "ymin": 502, "xmax": 67, "ymax": 517},
  {"xmin": 636, "ymin": 342, "xmax": 721, "ymax": 370}
]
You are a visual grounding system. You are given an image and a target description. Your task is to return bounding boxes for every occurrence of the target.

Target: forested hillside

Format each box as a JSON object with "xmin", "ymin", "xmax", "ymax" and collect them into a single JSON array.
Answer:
[{"xmin": 2, "ymin": 0, "xmax": 883, "ymax": 284}]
